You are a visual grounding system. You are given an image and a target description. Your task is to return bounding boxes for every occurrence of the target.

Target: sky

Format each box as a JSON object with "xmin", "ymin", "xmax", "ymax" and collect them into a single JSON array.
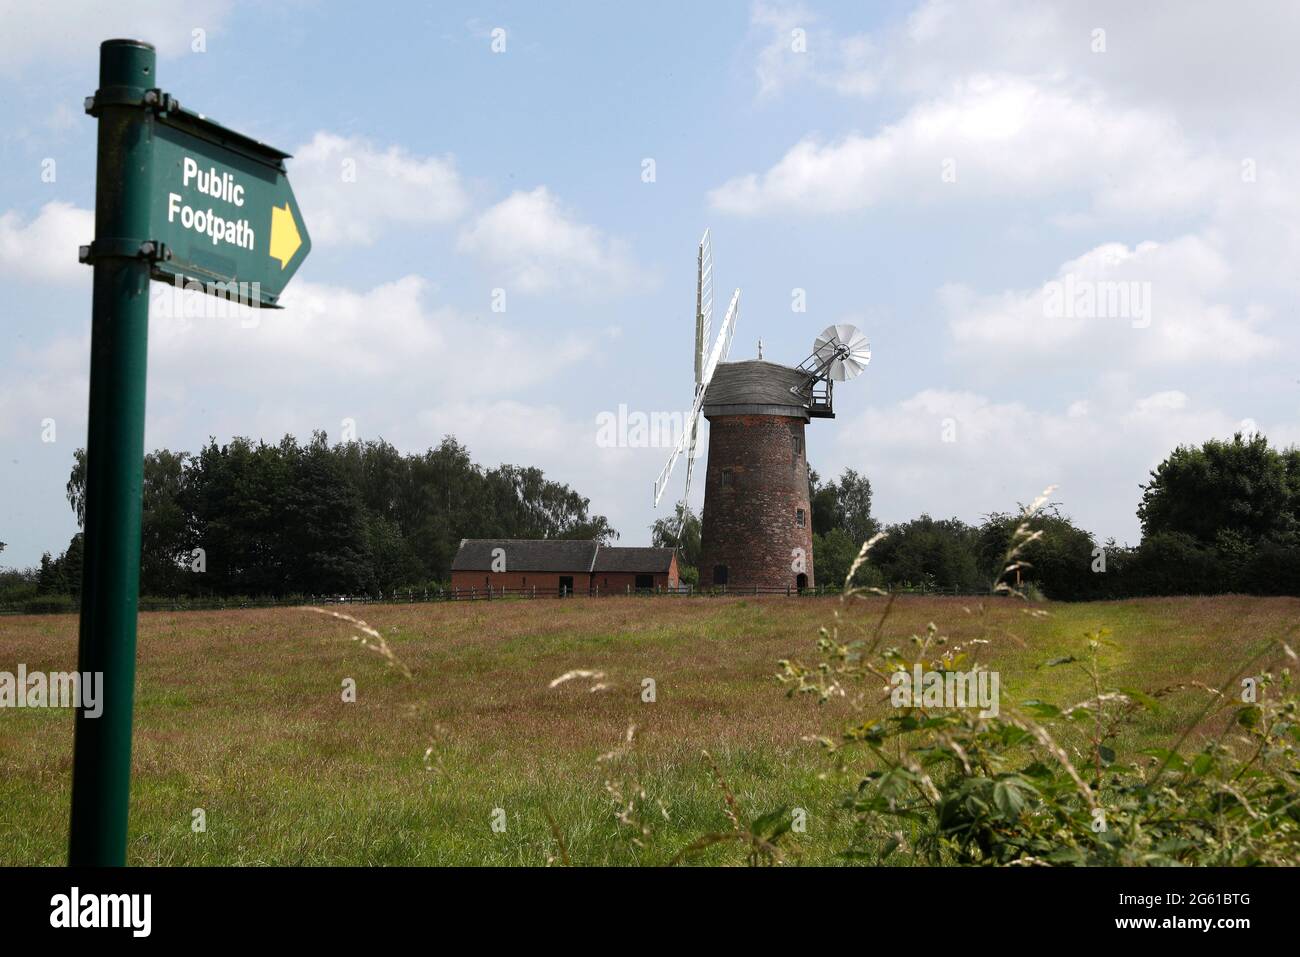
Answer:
[{"xmin": 2, "ymin": 0, "xmax": 1298, "ymax": 568}]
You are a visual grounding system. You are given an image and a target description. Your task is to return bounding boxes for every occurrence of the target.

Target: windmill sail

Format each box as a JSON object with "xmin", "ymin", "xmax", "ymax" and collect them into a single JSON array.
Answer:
[
  {"xmin": 695, "ymin": 229, "xmax": 712, "ymax": 389},
  {"xmin": 654, "ymin": 287, "xmax": 739, "ymax": 507}
]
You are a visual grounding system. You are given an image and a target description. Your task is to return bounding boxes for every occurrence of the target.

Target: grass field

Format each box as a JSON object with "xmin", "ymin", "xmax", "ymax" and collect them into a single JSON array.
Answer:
[{"xmin": 1, "ymin": 593, "xmax": 1295, "ymax": 865}]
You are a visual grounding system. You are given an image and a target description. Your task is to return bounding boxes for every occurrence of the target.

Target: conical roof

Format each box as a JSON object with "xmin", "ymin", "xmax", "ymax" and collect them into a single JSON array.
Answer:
[{"xmin": 702, "ymin": 360, "xmax": 810, "ymax": 419}]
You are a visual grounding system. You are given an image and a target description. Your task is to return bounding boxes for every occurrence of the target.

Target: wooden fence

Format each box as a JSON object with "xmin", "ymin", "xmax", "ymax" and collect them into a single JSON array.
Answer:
[{"xmin": 2, "ymin": 581, "xmax": 984, "ymax": 615}]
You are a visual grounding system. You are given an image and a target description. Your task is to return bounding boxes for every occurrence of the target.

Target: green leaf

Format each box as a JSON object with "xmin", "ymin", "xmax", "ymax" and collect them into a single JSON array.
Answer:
[
  {"xmin": 1022, "ymin": 700, "xmax": 1061, "ymax": 718},
  {"xmin": 1119, "ymin": 687, "xmax": 1163, "ymax": 713},
  {"xmin": 750, "ymin": 806, "xmax": 792, "ymax": 842},
  {"xmin": 993, "ymin": 779, "xmax": 1029, "ymax": 817},
  {"xmin": 1236, "ymin": 705, "xmax": 1263, "ymax": 728},
  {"xmin": 879, "ymin": 836, "xmax": 902, "ymax": 861},
  {"xmin": 1046, "ymin": 846, "xmax": 1085, "ymax": 864}
]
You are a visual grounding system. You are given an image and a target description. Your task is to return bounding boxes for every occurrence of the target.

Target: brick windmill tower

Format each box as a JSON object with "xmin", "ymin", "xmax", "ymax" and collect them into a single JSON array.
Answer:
[{"xmin": 654, "ymin": 232, "xmax": 871, "ymax": 591}]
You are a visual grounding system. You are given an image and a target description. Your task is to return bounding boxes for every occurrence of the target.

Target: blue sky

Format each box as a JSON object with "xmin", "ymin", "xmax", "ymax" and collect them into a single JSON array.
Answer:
[{"xmin": 3, "ymin": 0, "xmax": 1298, "ymax": 567}]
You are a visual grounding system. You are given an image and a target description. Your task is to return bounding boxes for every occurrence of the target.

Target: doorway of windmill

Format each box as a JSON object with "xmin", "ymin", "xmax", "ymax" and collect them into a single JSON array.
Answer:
[
  {"xmin": 796, "ymin": 573, "xmax": 808, "ymax": 593},
  {"xmin": 713, "ymin": 565, "xmax": 728, "ymax": 586}
]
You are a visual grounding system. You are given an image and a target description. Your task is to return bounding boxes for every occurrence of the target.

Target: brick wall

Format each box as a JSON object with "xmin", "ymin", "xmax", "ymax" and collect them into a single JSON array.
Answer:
[
  {"xmin": 449, "ymin": 571, "xmax": 590, "ymax": 595},
  {"xmin": 699, "ymin": 414, "xmax": 815, "ymax": 589},
  {"xmin": 594, "ymin": 556, "xmax": 679, "ymax": 593}
]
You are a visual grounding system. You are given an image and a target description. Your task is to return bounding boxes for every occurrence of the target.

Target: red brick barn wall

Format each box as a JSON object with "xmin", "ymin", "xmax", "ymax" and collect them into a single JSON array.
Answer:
[
  {"xmin": 594, "ymin": 553, "xmax": 680, "ymax": 593},
  {"xmin": 699, "ymin": 414, "xmax": 814, "ymax": 589},
  {"xmin": 596, "ymin": 572, "xmax": 664, "ymax": 593},
  {"xmin": 449, "ymin": 571, "xmax": 591, "ymax": 594}
]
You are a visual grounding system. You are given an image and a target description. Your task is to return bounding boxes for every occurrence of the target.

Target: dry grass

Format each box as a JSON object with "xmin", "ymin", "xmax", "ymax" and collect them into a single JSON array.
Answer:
[{"xmin": 1, "ymin": 593, "xmax": 1294, "ymax": 865}]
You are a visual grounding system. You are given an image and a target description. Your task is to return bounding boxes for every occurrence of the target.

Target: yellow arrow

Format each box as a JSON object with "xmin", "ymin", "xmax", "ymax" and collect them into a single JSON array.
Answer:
[{"xmin": 269, "ymin": 202, "xmax": 302, "ymax": 270}]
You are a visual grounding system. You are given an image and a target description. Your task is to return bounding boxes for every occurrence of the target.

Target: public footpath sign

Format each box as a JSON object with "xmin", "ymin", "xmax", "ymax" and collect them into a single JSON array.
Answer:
[
  {"xmin": 147, "ymin": 110, "xmax": 310, "ymax": 305},
  {"xmin": 69, "ymin": 39, "xmax": 311, "ymax": 867}
]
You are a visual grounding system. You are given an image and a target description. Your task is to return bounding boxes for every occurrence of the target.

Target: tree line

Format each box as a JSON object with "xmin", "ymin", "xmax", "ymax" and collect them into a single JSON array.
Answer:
[
  {"xmin": 4, "ymin": 432, "xmax": 614, "ymax": 607},
  {"xmin": 654, "ymin": 433, "xmax": 1300, "ymax": 599},
  {"xmin": 6, "ymin": 430, "xmax": 1299, "ymax": 608}
]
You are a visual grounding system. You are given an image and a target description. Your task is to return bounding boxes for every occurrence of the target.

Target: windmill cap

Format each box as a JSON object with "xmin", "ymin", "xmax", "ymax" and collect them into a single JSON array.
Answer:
[{"xmin": 702, "ymin": 360, "xmax": 811, "ymax": 419}]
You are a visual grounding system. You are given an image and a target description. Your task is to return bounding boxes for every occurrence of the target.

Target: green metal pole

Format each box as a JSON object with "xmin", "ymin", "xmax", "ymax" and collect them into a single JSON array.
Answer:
[{"xmin": 68, "ymin": 38, "xmax": 157, "ymax": 866}]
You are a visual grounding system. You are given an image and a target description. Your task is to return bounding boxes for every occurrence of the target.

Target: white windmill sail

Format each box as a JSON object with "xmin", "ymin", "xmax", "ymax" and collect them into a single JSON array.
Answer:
[
  {"xmin": 695, "ymin": 229, "xmax": 712, "ymax": 389},
  {"xmin": 654, "ymin": 286, "xmax": 739, "ymax": 507}
]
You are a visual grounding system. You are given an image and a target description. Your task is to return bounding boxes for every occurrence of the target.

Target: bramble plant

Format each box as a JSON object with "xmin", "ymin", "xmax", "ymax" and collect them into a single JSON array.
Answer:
[{"xmin": 778, "ymin": 490, "xmax": 1300, "ymax": 866}]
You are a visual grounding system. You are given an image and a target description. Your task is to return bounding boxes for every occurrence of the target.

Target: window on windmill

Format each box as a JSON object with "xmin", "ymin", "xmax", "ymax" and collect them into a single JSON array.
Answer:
[
  {"xmin": 721, "ymin": 468, "xmax": 733, "ymax": 487},
  {"xmin": 796, "ymin": 508, "xmax": 806, "ymax": 528},
  {"xmin": 792, "ymin": 435, "xmax": 803, "ymax": 457}
]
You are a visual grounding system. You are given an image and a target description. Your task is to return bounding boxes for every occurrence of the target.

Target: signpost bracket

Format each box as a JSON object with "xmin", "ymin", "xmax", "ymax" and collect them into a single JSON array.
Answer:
[
  {"xmin": 84, "ymin": 87, "xmax": 180, "ymax": 118},
  {"xmin": 78, "ymin": 238, "xmax": 172, "ymax": 265}
]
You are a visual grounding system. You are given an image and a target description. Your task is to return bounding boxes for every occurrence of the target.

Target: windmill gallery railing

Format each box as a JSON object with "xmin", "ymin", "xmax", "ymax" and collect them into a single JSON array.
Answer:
[{"xmin": 1, "ymin": 582, "xmax": 985, "ymax": 615}]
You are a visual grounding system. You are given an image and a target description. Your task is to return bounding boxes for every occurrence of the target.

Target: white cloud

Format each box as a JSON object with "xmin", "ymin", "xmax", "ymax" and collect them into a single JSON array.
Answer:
[
  {"xmin": 0, "ymin": 0, "xmax": 235, "ymax": 74},
  {"xmin": 0, "ymin": 202, "xmax": 94, "ymax": 283},
  {"xmin": 945, "ymin": 235, "xmax": 1275, "ymax": 367},
  {"xmin": 291, "ymin": 132, "xmax": 470, "ymax": 246},
  {"xmin": 146, "ymin": 274, "xmax": 593, "ymax": 398},
  {"xmin": 751, "ymin": 2, "xmax": 817, "ymax": 97},
  {"xmin": 833, "ymin": 386, "xmax": 1251, "ymax": 543},
  {"xmin": 879, "ymin": 0, "xmax": 1300, "ymax": 133},
  {"xmin": 0, "ymin": 334, "xmax": 89, "ymax": 441},
  {"xmin": 456, "ymin": 186, "xmax": 647, "ymax": 296},
  {"xmin": 752, "ymin": 0, "xmax": 1300, "ymax": 132},
  {"xmin": 749, "ymin": 2, "xmax": 880, "ymax": 100},
  {"xmin": 710, "ymin": 74, "xmax": 1220, "ymax": 218}
]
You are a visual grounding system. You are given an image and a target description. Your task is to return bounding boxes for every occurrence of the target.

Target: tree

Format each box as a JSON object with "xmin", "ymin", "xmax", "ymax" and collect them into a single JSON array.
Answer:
[
  {"xmin": 813, "ymin": 527, "xmax": 879, "ymax": 589},
  {"xmin": 64, "ymin": 431, "xmax": 619, "ymax": 596},
  {"xmin": 808, "ymin": 467, "xmax": 876, "ymax": 541},
  {"xmin": 870, "ymin": 516, "xmax": 983, "ymax": 591},
  {"xmin": 811, "ymin": 483, "xmax": 841, "ymax": 537},
  {"xmin": 37, "ymin": 552, "xmax": 66, "ymax": 594},
  {"xmin": 61, "ymin": 532, "xmax": 84, "ymax": 596},
  {"xmin": 977, "ymin": 506, "xmax": 1101, "ymax": 600},
  {"xmin": 1139, "ymin": 433, "xmax": 1298, "ymax": 547},
  {"xmin": 140, "ymin": 450, "xmax": 190, "ymax": 594},
  {"xmin": 66, "ymin": 449, "xmax": 87, "ymax": 527},
  {"xmin": 650, "ymin": 504, "xmax": 701, "ymax": 569},
  {"xmin": 835, "ymin": 468, "xmax": 876, "ymax": 544}
]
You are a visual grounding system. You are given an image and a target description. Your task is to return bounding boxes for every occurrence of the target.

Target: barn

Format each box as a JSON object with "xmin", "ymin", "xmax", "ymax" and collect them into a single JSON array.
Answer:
[{"xmin": 450, "ymin": 540, "xmax": 678, "ymax": 595}]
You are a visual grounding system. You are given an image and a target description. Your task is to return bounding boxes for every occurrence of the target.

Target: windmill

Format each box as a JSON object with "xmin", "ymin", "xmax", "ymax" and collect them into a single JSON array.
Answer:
[
  {"xmin": 653, "ymin": 230, "xmax": 873, "ymax": 591},
  {"xmin": 653, "ymin": 229, "xmax": 739, "ymax": 528}
]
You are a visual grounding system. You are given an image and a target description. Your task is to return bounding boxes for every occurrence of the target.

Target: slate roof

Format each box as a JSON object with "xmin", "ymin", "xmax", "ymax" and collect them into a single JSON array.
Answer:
[
  {"xmin": 702, "ymin": 360, "xmax": 811, "ymax": 414},
  {"xmin": 451, "ymin": 539, "xmax": 599, "ymax": 573},
  {"xmin": 592, "ymin": 546, "xmax": 676, "ymax": 574}
]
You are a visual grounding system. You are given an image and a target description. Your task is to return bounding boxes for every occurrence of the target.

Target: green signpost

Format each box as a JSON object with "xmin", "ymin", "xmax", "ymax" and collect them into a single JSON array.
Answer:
[
  {"xmin": 69, "ymin": 38, "xmax": 310, "ymax": 866},
  {"xmin": 148, "ymin": 109, "xmax": 310, "ymax": 304}
]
